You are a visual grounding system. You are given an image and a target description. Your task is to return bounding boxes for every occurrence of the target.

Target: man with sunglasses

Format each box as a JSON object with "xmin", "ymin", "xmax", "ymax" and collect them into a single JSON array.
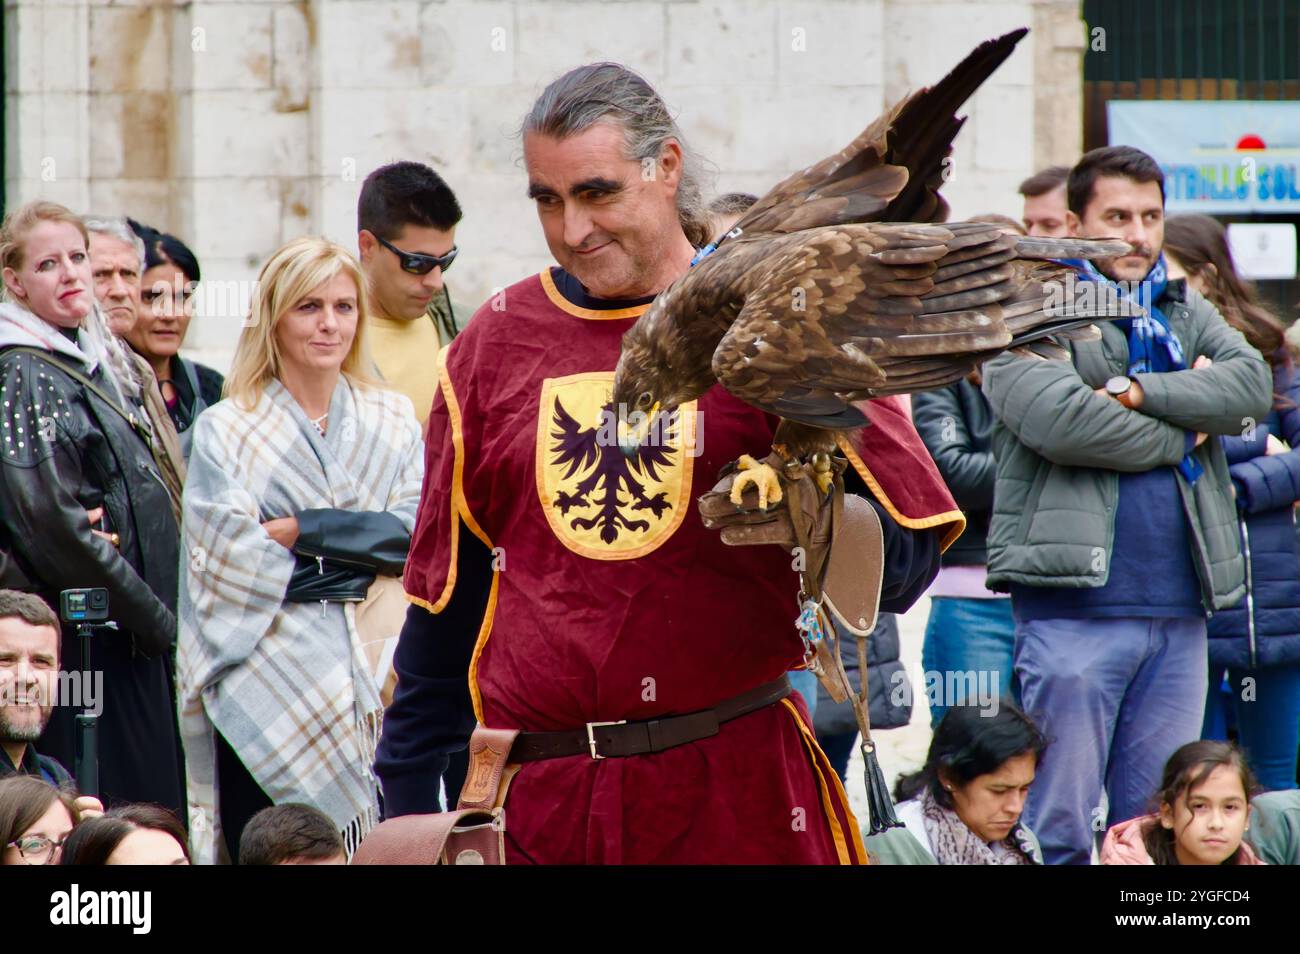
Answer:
[{"xmin": 358, "ymin": 161, "xmax": 466, "ymax": 426}]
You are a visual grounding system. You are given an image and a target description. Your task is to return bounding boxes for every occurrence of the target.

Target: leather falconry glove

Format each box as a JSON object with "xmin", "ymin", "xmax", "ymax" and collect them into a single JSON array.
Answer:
[{"xmin": 697, "ymin": 453, "xmax": 885, "ymax": 640}]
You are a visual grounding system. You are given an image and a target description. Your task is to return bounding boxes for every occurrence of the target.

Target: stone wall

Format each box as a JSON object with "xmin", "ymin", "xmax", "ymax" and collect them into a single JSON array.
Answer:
[{"xmin": 5, "ymin": 0, "xmax": 1084, "ymax": 369}]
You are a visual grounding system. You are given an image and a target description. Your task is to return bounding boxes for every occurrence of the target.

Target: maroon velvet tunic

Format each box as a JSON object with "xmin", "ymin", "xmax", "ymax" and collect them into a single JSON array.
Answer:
[{"xmin": 403, "ymin": 269, "xmax": 963, "ymax": 864}]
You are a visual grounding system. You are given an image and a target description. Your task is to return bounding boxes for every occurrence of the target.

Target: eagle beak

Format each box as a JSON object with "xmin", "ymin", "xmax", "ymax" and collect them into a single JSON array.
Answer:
[{"xmin": 617, "ymin": 401, "xmax": 660, "ymax": 457}]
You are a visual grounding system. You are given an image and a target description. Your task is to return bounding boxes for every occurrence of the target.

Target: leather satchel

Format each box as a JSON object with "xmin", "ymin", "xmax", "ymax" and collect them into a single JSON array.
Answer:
[
  {"xmin": 351, "ymin": 727, "xmax": 519, "ymax": 865},
  {"xmin": 349, "ymin": 808, "xmax": 505, "ymax": 865}
]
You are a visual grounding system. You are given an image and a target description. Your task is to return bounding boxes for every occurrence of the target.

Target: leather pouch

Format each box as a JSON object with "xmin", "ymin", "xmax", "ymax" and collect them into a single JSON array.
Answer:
[{"xmin": 352, "ymin": 727, "xmax": 519, "ymax": 865}]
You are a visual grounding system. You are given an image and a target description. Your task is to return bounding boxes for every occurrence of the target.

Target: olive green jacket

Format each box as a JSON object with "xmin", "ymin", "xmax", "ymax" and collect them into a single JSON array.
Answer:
[
  {"xmin": 980, "ymin": 282, "xmax": 1272, "ymax": 612},
  {"xmin": 1245, "ymin": 790, "xmax": 1299, "ymax": 865}
]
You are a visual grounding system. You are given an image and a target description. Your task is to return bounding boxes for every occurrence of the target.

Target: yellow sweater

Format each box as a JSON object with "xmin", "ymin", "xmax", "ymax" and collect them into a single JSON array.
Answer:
[{"xmin": 368, "ymin": 312, "xmax": 443, "ymax": 426}]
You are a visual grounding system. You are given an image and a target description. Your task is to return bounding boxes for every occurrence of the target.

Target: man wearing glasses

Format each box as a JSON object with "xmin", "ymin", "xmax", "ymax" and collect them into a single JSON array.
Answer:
[{"xmin": 358, "ymin": 161, "xmax": 465, "ymax": 427}]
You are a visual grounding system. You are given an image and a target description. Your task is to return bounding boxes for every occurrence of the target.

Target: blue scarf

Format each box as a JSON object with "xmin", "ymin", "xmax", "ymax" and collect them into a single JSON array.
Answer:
[{"xmin": 1063, "ymin": 254, "xmax": 1203, "ymax": 485}]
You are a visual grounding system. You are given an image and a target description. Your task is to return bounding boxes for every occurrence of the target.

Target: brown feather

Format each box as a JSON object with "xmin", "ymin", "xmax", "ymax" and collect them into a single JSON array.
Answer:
[{"xmin": 612, "ymin": 29, "xmax": 1136, "ymax": 460}]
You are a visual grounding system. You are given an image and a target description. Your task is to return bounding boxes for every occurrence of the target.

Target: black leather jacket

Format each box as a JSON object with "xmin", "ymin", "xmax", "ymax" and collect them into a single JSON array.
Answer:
[
  {"xmin": 0, "ymin": 347, "xmax": 179, "ymax": 654},
  {"xmin": 286, "ymin": 508, "xmax": 412, "ymax": 603}
]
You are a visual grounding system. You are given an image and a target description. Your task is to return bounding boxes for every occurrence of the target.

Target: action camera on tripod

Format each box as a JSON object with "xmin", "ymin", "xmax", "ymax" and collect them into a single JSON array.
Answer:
[{"xmin": 59, "ymin": 588, "xmax": 117, "ymax": 798}]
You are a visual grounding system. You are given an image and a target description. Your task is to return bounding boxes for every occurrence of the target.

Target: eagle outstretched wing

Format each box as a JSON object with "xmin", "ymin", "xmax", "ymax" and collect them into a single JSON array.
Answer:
[
  {"xmin": 727, "ymin": 27, "xmax": 1027, "ymax": 238},
  {"xmin": 614, "ymin": 28, "xmax": 1137, "ymax": 464},
  {"xmin": 710, "ymin": 223, "xmax": 1140, "ymax": 429},
  {"xmin": 550, "ymin": 399, "xmax": 601, "ymax": 481}
]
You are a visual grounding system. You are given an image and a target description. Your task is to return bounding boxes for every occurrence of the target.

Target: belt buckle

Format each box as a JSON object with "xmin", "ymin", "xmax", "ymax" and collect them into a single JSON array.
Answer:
[{"xmin": 585, "ymin": 720, "xmax": 627, "ymax": 760}]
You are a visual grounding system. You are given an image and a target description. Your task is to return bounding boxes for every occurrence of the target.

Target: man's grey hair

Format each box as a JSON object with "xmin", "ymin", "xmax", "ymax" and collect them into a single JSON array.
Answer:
[
  {"xmin": 80, "ymin": 214, "xmax": 145, "ymax": 400},
  {"xmin": 83, "ymin": 214, "xmax": 145, "ymax": 271},
  {"xmin": 522, "ymin": 63, "xmax": 714, "ymax": 249}
]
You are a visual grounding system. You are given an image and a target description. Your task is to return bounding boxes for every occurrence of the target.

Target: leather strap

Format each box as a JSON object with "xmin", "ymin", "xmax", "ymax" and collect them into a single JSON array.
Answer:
[
  {"xmin": 457, "ymin": 727, "xmax": 520, "ymax": 810},
  {"xmin": 509, "ymin": 675, "xmax": 792, "ymax": 763},
  {"xmin": 2, "ymin": 346, "xmax": 155, "ymax": 452},
  {"xmin": 780, "ymin": 453, "xmax": 844, "ymax": 605},
  {"xmin": 823, "ymin": 500, "xmax": 884, "ymax": 751}
]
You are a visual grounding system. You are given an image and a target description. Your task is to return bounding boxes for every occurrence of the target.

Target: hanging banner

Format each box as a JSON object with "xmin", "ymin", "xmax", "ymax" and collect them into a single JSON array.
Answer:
[
  {"xmin": 1227, "ymin": 224, "xmax": 1298, "ymax": 280},
  {"xmin": 1108, "ymin": 101, "xmax": 1300, "ymax": 213}
]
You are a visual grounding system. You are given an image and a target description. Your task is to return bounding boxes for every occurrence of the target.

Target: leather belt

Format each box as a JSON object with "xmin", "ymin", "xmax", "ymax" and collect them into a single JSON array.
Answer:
[{"xmin": 509, "ymin": 675, "xmax": 793, "ymax": 763}]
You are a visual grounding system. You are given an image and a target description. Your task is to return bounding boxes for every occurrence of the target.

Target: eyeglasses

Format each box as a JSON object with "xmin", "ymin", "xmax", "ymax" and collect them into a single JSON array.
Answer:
[
  {"xmin": 375, "ymin": 235, "xmax": 458, "ymax": 276},
  {"xmin": 7, "ymin": 833, "xmax": 67, "ymax": 865}
]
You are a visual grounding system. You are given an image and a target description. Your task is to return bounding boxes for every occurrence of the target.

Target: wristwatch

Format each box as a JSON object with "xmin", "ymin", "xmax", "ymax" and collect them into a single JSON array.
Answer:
[{"xmin": 1105, "ymin": 375, "xmax": 1137, "ymax": 408}]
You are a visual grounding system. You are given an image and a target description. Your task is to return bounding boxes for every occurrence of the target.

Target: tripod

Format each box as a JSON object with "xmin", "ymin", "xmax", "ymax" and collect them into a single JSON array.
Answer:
[{"xmin": 72, "ymin": 620, "xmax": 117, "ymax": 798}]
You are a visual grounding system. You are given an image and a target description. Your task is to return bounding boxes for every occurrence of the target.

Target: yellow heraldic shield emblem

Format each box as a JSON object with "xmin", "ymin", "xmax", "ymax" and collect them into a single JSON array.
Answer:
[{"xmin": 535, "ymin": 372, "xmax": 698, "ymax": 560}]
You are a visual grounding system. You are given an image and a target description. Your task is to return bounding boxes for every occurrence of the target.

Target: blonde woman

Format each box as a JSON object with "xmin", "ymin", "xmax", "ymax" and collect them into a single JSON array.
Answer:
[
  {"xmin": 178, "ymin": 237, "xmax": 424, "ymax": 864},
  {"xmin": 0, "ymin": 201, "xmax": 183, "ymax": 816}
]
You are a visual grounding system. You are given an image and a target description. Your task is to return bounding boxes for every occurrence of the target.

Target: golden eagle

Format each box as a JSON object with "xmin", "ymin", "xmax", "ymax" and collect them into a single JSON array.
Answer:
[{"xmin": 612, "ymin": 28, "xmax": 1140, "ymax": 504}]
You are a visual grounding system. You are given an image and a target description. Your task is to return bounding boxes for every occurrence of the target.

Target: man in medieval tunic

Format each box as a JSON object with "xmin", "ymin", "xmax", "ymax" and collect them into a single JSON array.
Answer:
[{"xmin": 374, "ymin": 64, "xmax": 965, "ymax": 864}]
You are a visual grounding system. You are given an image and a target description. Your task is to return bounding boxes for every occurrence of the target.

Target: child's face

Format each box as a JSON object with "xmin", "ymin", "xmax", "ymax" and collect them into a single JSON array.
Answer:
[{"xmin": 1159, "ymin": 765, "xmax": 1249, "ymax": 865}]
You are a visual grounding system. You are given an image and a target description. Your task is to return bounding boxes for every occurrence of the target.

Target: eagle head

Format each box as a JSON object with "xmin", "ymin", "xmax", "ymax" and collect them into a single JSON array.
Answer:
[
  {"xmin": 611, "ymin": 306, "xmax": 717, "ymax": 459},
  {"xmin": 611, "ymin": 338, "xmax": 670, "ymax": 459}
]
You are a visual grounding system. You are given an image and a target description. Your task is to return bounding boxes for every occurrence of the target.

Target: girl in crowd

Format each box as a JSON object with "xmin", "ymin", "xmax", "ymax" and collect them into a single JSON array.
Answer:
[
  {"xmin": 0, "ymin": 776, "xmax": 81, "ymax": 866},
  {"xmin": 61, "ymin": 803, "xmax": 190, "ymax": 865},
  {"xmin": 0, "ymin": 201, "xmax": 183, "ymax": 814},
  {"xmin": 178, "ymin": 237, "xmax": 424, "ymax": 864},
  {"xmin": 870, "ymin": 704, "xmax": 1046, "ymax": 864},
  {"xmin": 1165, "ymin": 213, "xmax": 1300, "ymax": 792},
  {"xmin": 125, "ymin": 220, "xmax": 224, "ymax": 458},
  {"xmin": 1101, "ymin": 740, "xmax": 1265, "ymax": 865}
]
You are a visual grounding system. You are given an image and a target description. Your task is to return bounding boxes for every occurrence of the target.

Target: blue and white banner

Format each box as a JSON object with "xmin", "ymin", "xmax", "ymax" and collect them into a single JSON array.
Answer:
[{"xmin": 1108, "ymin": 101, "xmax": 1300, "ymax": 213}]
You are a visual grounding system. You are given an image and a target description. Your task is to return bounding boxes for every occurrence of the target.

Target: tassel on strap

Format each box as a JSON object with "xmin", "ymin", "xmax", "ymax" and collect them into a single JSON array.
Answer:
[{"xmin": 860, "ymin": 737, "xmax": 902, "ymax": 834}]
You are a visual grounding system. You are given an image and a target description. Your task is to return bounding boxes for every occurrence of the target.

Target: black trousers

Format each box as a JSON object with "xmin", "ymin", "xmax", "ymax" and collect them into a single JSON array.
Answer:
[
  {"xmin": 444, "ymin": 748, "xmax": 468, "ymax": 807},
  {"xmin": 40, "ymin": 626, "xmax": 184, "ymax": 816},
  {"xmin": 215, "ymin": 731, "xmax": 272, "ymax": 864}
]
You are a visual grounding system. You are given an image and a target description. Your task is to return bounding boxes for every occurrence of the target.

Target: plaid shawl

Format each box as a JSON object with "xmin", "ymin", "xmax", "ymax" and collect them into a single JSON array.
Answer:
[{"xmin": 177, "ymin": 377, "xmax": 423, "ymax": 863}]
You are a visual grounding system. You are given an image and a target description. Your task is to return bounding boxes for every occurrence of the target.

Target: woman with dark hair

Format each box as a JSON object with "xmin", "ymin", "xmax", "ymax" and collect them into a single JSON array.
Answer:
[
  {"xmin": 1165, "ymin": 214, "xmax": 1290, "ymax": 352},
  {"xmin": 1165, "ymin": 213, "xmax": 1300, "ymax": 792},
  {"xmin": 0, "ymin": 776, "xmax": 81, "ymax": 865},
  {"xmin": 869, "ymin": 704, "xmax": 1046, "ymax": 864},
  {"xmin": 1101, "ymin": 740, "xmax": 1265, "ymax": 865},
  {"xmin": 60, "ymin": 803, "xmax": 189, "ymax": 865},
  {"xmin": 125, "ymin": 219, "xmax": 223, "ymax": 458}
]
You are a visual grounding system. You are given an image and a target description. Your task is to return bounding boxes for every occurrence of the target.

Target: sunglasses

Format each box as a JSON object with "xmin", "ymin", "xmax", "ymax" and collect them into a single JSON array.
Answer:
[{"xmin": 375, "ymin": 235, "xmax": 458, "ymax": 275}]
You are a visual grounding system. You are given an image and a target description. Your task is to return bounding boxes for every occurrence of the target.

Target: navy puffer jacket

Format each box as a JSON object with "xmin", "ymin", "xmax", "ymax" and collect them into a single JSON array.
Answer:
[
  {"xmin": 813, "ymin": 613, "xmax": 911, "ymax": 736},
  {"xmin": 1209, "ymin": 356, "xmax": 1300, "ymax": 671}
]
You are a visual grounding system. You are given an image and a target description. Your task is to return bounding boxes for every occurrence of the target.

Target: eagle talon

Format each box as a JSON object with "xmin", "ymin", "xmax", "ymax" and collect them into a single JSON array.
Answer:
[
  {"xmin": 810, "ymin": 452, "xmax": 835, "ymax": 498},
  {"xmin": 729, "ymin": 454, "xmax": 784, "ymax": 511}
]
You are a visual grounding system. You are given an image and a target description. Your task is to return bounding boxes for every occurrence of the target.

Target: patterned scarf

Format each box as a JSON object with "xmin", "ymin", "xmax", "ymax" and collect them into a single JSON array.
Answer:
[
  {"xmin": 1064, "ymin": 254, "xmax": 1203, "ymax": 484},
  {"xmin": 919, "ymin": 786, "xmax": 1040, "ymax": 865}
]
